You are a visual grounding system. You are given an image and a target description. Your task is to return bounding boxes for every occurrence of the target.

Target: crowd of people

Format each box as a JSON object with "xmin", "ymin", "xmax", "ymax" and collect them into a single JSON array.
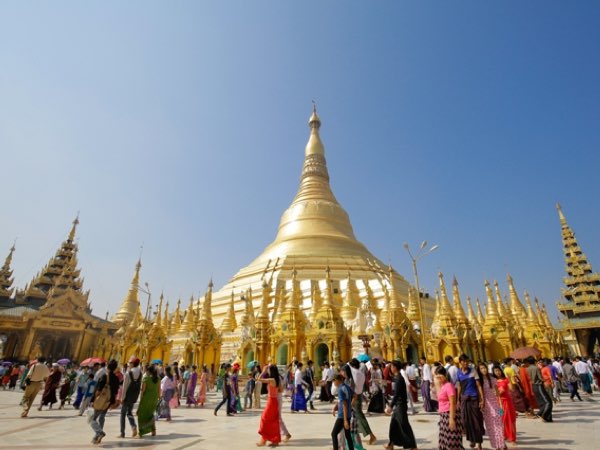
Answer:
[{"xmin": 3, "ymin": 353, "xmax": 599, "ymax": 448}]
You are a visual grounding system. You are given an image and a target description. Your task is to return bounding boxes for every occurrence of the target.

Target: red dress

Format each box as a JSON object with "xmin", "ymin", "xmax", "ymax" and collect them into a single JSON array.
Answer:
[
  {"xmin": 258, "ymin": 384, "xmax": 280, "ymax": 444},
  {"xmin": 497, "ymin": 378, "xmax": 517, "ymax": 443}
]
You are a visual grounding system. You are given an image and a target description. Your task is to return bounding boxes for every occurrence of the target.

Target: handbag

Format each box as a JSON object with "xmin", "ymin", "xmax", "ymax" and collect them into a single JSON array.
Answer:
[{"xmin": 93, "ymin": 376, "xmax": 111, "ymax": 411}]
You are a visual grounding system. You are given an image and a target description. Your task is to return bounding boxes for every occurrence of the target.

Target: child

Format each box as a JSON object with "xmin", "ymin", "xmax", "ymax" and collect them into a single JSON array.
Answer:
[{"xmin": 244, "ymin": 373, "xmax": 255, "ymax": 409}]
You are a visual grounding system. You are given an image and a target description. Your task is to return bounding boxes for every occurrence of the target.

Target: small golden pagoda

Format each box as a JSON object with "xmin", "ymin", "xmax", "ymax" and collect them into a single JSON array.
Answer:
[{"xmin": 556, "ymin": 204, "xmax": 600, "ymax": 356}]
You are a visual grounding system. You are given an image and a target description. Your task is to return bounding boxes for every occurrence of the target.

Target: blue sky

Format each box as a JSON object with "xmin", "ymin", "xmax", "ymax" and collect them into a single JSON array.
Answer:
[{"xmin": 1, "ymin": 2, "xmax": 599, "ymax": 322}]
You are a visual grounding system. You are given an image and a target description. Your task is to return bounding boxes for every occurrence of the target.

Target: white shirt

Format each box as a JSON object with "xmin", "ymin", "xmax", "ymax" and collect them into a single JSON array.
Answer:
[
  {"xmin": 575, "ymin": 360, "xmax": 591, "ymax": 375},
  {"xmin": 421, "ymin": 363, "xmax": 433, "ymax": 382},
  {"xmin": 350, "ymin": 366, "xmax": 365, "ymax": 395},
  {"xmin": 93, "ymin": 367, "xmax": 107, "ymax": 381},
  {"xmin": 447, "ymin": 365, "xmax": 459, "ymax": 385},
  {"xmin": 406, "ymin": 365, "xmax": 417, "ymax": 379},
  {"xmin": 294, "ymin": 369, "xmax": 305, "ymax": 386},
  {"xmin": 322, "ymin": 367, "xmax": 333, "ymax": 382}
]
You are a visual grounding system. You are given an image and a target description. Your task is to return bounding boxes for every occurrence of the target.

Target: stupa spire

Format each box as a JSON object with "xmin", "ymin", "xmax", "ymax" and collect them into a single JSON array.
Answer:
[
  {"xmin": 341, "ymin": 272, "xmax": 359, "ymax": 322},
  {"xmin": 153, "ymin": 292, "xmax": 164, "ymax": 328},
  {"xmin": 484, "ymin": 280, "xmax": 499, "ymax": 321},
  {"xmin": 506, "ymin": 274, "xmax": 527, "ymax": 325},
  {"xmin": 258, "ymin": 281, "xmax": 271, "ymax": 320},
  {"xmin": 202, "ymin": 279, "xmax": 214, "ymax": 321},
  {"xmin": 452, "ymin": 276, "xmax": 468, "ymax": 323},
  {"xmin": 556, "ymin": 203, "xmax": 600, "ymax": 308},
  {"xmin": 0, "ymin": 243, "xmax": 16, "ymax": 299},
  {"xmin": 180, "ymin": 295, "xmax": 196, "ymax": 332},
  {"xmin": 494, "ymin": 280, "xmax": 511, "ymax": 325},
  {"xmin": 476, "ymin": 297, "xmax": 485, "ymax": 324},
  {"xmin": 220, "ymin": 290, "xmax": 238, "ymax": 332},
  {"xmin": 113, "ymin": 258, "xmax": 143, "ymax": 325},
  {"xmin": 438, "ymin": 272, "xmax": 454, "ymax": 319},
  {"xmin": 406, "ymin": 286, "xmax": 420, "ymax": 322},
  {"xmin": 524, "ymin": 291, "xmax": 539, "ymax": 326},
  {"xmin": 68, "ymin": 213, "xmax": 80, "ymax": 242},
  {"xmin": 249, "ymin": 105, "xmax": 371, "ymax": 265},
  {"xmin": 466, "ymin": 296, "xmax": 478, "ymax": 326},
  {"xmin": 171, "ymin": 298, "xmax": 182, "ymax": 330}
]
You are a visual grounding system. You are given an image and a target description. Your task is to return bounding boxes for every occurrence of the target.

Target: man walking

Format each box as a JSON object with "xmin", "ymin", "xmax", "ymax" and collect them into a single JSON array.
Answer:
[
  {"xmin": 119, "ymin": 357, "xmax": 142, "ymax": 438},
  {"xmin": 304, "ymin": 360, "xmax": 315, "ymax": 410},
  {"xmin": 20, "ymin": 357, "xmax": 50, "ymax": 418},
  {"xmin": 349, "ymin": 358, "xmax": 377, "ymax": 445},
  {"xmin": 527, "ymin": 357, "xmax": 553, "ymax": 422},
  {"xmin": 419, "ymin": 357, "xmax": 437, "ymax": 412}
]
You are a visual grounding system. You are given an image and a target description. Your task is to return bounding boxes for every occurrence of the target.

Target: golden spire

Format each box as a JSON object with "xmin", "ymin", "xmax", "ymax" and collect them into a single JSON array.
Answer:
[
  {"xmin": 154, "ymin": 292, "xmax": 164, "ymax": 328},
  {"xmin": 113, "ymin": 258, "xmax": 142, "ymax": 325},
  {"xmin": 248, "ymin": 105, "xmax": 372, "ymax": 265},
  {"xmin": 541, "ymin": 303, "xmax": 553, "ymax": 328},
  {"xmin": 556, "ymin": 203, "xmax": 600, "ymax": 309},
  {"xmin": 452, "ymin": 276, "xmax": 468, "ymax": 324},
  {"xmin": 484, "ymin": 280, "xmax": 499, "ymax": 322},
  {"xmin": 476, "ymin": 297, "xmax": 485, "ymax": 323},
  {"xmin": 202, "ymin": 279, "xmax": 214, "ymax": 321},
  {"xmin": 493, "ymin": 280, "xmax": 511, "ymax": 325},
  {"xmin": 0, "ymin": 242, "xmax": 16, "ymax": 298},
  {"xmin": 406, "ymin": 286, "xmax": 420, "ymax": 322},
  {"xmin": 506, "ymin": 274, "xmax": 527, "ymax": 325},
  {"xmin": 322, "ymin": 265, "xmax": 334, "ymax": 307},
  {"xmin": 220, "ymin": 290, "xmax": 238, "ymax": 332},
  {"xmin": 258, "ymin": 280, "xmax": 271, "ymax": 320},
  {"xmin": 438, "ymin": 272, "xmax": 454, "ymax": 319},
  {"xmin": 306, "ymin": 101, "xmax": 324, "ymax": 156},
  {"xmin": 180, "ymin": 295, "xmax": 196, "ymax": 332},
  {"xmin": 310, "ymin": 283, "xmax": 322, "ymax": 320},
  {"xmin": 523, "ymin": 291, "xmax": 539, "ymax": 326},
  {"xmin": 163, "ymin": 301, "xmax": 170, "ymax": 334},
  {"xmin": 341, "ymin": 272, "xmax": 359, "ymax": 322},
  {"xmin": 556, "ymin": 202, "xmax": 567, "ymax": 226},
  {"xmin": 287, "ymin": 267, "xmax": 302, "ymax": 310},
  {"xmin": 68, "ymin": 213, "xmax": 80, "ymax": 242},
  {"xmin": 466, "ymin": 296, "xmax": 478, "ymax": 326},
  {"xmin": 171, "ymin": 298, "xmax": 182, "ymax": 330},
  {"xmin": 246, "ymin": 286, "xmax": 255, "ymax": 317},
  {"xmin": 387, "ymin": 266, "xmax": 408, "ymax": 325}
]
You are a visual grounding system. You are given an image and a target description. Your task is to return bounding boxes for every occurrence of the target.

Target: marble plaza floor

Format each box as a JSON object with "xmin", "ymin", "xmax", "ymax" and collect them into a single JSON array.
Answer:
[{"xmin": 0, "ymin": 389, "xmax": 598, "ymax": 450}]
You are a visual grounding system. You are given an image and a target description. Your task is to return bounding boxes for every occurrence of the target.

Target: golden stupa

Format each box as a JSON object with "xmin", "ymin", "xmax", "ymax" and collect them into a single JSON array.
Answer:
[{"xmin": 202, "ymin": 105, "xmax": 426, "ymax": 366}]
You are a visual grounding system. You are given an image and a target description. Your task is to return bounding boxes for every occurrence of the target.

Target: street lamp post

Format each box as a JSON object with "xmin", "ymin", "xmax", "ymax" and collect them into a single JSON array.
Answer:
[{"xmin": 403, "ymin": 241, "xmax": 439, "ymax": 361}]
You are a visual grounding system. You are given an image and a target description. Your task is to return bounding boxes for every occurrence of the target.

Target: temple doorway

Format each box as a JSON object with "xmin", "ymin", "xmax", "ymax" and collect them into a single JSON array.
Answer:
[
  {"xmin": 276, "ymin": 344, "xmax": 288, "ymax": 366},
  {"xmin": 406, "ymin": 344, "xmax": 418, "ymax": 364},
  {"xmin": 314, "ymin": 343, "xmax": 329, "ymax": 366}
]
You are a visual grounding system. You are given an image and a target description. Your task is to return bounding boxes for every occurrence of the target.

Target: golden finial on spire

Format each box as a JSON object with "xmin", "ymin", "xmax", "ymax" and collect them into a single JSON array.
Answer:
[
  {"xmin": 556, "ymin": 202, "xmax": 567, "ymax": 225},
  {"xmin": 68, "ymin": 212, "xmax": 80, "ymax": 242},
  {"xmin": 305, "ymin": 102, "xmax": 324, "ymax": 156},
  {"xmin": 452, "ymin": 275, "xmax": 468, "ymax": 323}
]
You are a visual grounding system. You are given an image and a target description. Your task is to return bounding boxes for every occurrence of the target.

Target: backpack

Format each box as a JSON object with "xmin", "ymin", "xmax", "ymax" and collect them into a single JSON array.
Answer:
[
  {"xmin": 93, "ymin": 375, "xmax": 111, "ymax": 411},
  {"xmin": 124, "ymin": 370, "xmax": 141, "ymax": 403}
]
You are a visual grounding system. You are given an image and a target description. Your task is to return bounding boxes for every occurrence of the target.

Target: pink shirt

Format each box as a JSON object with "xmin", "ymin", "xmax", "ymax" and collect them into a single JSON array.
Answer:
[{"xmin": 437, "ymin": 381, "xmax": 456, "ymax": 413}]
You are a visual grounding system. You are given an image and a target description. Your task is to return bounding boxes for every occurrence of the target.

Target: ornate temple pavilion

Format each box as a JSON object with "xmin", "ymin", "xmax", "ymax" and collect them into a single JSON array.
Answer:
[
  {"xmin": 0, "ymin": 218, "xmax": 117, "ymax": 361},
  {"xmin": 556, "ymin": 204, "xmax": 600, "ymax": 357}
]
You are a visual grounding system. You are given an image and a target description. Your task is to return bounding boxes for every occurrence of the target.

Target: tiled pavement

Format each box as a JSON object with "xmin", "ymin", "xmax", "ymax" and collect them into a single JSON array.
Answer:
[{"xmin": 0, "ymin": 390, "xmax": 598, "ymax": 449}]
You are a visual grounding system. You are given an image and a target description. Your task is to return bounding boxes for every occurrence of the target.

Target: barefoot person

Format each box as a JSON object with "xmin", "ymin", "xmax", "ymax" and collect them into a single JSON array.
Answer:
[
  {"xmin": 384, "ymin": 360, "xmax": 418, "ymax": 450},
  {"xmin": 20, "ymin": 357, "xmax": 49, "ymax": 418},
  {"xmin": 435, "ymin": 366, "xmax": 464, "ymax": 450},
  {"xmin": 89, "ymin": 359, "xmax": 120, "ymax": 445},
  {"xmin": 137, "ymin": 365, "xmax": 161, "ymax": 437},
  {"xmin": 331, "ymin": 374, "xmax": 354, "ymax": 450},
  {"xmin": 257, "ymin": 365, "xmax": 282, "ymax": 447}
]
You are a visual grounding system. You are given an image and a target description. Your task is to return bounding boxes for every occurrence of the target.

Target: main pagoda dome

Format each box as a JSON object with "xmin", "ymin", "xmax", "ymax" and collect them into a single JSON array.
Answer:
[{"xmin": 205, "ymin": 106, "xmax": 418, "ymax": 366}]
